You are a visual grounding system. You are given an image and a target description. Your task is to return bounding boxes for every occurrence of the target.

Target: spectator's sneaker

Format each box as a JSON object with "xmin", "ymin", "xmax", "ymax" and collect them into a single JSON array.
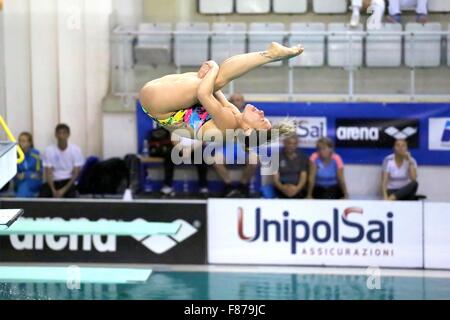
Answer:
[
  {"xmin": 160, "ymin": 185, "xmax": 175, "ymax": 197},
  {"xmin": 416, "ymin": 14, "xmax": 428, "ymax": 24},
  {"xmin": 386, "ymin": 14, "xmax": 401, "ymax": 24},
  {"xmin": 226, "ymin": 189, "xmax": 243, "ymax": 198},
  {"xmin": 350, "ymin": 10, "xmax": 360, "ymax": 28},
  {"xmin": 366, "ymin": 3, "xmax": 384, "ymax": 30}
]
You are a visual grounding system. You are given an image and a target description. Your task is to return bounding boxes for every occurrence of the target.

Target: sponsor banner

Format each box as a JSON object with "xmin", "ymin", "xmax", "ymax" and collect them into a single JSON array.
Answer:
[
  {"xmin": 267, "ymin": 116, "xmax": 327, "ymax": 148},
  {"xmin": 424, "ymin": 202, "xmax": 450, "ymax": 269},
  {"xmin": 429, "ymin": 118, "xmax": 450, "ymax": 151},
  {"xmin": 0, "ymin": 200, "xmax": 207, "ymax": 264},
  {"xmin": 208, "ymin": 199, "xmax": 423, "ymax": 268},
  {"xmin": 137, "ymin": 101, "xmax": 450, "ymax": 165},
  {"xmin": 212, "ymin": 102, "xmax": 449, "ymax": 165},
  {"xmin": 335, "ymin": 119, "xmax": 419, "ymax": 148}
]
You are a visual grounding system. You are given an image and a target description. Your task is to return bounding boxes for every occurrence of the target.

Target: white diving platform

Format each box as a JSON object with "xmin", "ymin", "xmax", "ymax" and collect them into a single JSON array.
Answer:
[
  {"xmin": 0, "ymin": 142, "xmax": 17, "ymax": 190},
  {"xmin": 0, "ymin": 219, "xmax": 181, "ymax": 235},
  {"xmin": 0, "ymin": 266, "xmax": 152, "ymax": 284}
]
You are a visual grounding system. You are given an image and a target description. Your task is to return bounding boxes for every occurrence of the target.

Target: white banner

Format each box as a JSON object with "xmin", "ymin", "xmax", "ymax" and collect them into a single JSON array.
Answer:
[
  {"xmin": 267, "ymin": 116, "xmax": 327, "ymax": 148},
  {"xmin": 424, "ymin": 202, "xmax": 450, "ymax": 269},
  {"xmin": 429, "ymin": 118, "xmax": 450, "ymax": 151},
  {"xmin": 208, "ymin": 199, "xmax": 423, "ymax": 268}
]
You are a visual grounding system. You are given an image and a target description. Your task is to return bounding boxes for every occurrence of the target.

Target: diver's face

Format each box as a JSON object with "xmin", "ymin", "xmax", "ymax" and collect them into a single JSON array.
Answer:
[{"xmin": 242, "ymin": 104, "xmax": 271, "ymax": 130}]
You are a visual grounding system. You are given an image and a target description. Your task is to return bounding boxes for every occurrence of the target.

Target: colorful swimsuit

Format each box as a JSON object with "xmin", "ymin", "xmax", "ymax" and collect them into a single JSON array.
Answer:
[{"xmin": 141, "ymin": 103, "xmax": 212, "ymax": 133}]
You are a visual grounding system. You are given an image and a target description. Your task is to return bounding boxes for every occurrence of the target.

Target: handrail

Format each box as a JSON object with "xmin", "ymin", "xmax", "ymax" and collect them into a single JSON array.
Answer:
[
  {"xmin": 0, "ymin": 115, "xmax": 25, "ymax": 164},
  {"xmin": 112, "ymin": 26, "xmax": 450, "ymax": 37}
]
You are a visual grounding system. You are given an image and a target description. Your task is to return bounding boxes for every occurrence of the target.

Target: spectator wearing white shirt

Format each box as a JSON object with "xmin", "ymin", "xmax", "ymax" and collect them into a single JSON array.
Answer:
[
  {"xmin": 381, "ymin": 139, "xmax": 418, "ymax": 201},
  {"xmin": 387, "ymin": 0, "xmax": 428, "ymax": 23},
  {"xmin": 39, "ymin": 124, "xmax": 85, "ymax": 198}
]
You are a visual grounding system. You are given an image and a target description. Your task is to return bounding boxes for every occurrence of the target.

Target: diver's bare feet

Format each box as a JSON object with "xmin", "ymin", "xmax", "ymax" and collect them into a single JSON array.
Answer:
[{"xmin": 262, "ymin": 42, "xmax": 304, "ymax": 61}]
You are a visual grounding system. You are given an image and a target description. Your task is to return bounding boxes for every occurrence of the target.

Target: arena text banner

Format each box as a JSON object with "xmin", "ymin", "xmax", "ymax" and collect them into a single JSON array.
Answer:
[
  {"xmin": 0, "ymin": 199, "xmax": 207, "ymax": 264},
  {"xmin": 208, "ymin": 199, "xmax": 423, "ymax": 268}
]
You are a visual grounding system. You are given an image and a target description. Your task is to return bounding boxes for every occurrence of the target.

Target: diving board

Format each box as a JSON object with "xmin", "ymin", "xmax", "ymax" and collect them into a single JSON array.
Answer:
[
  {"xmin": 0, "ymin": 219, "xmax": 181, "ymax": 235},
  {"xmin": 0, "ymin": 266, "xmax": 152, "ymax": 284},
  {"xmin": 0, "ymin": 142, "xmax": 17, "ymax": 190},
  {"xmin": 0, "ymin": 209, "xmax": 24, "ymax": 228}
]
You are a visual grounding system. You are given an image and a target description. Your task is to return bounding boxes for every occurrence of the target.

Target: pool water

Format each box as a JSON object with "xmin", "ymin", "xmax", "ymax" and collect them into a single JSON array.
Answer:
[{"xmin": 1, "ymin": 270, "xmax": 450, "ymax": 300}]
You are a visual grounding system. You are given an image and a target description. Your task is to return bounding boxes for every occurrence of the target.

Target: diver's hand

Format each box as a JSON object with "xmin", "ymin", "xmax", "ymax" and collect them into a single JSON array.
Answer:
[{"xmin": 198, "ymin": 60, "xmax": 219, "ymax": 79}]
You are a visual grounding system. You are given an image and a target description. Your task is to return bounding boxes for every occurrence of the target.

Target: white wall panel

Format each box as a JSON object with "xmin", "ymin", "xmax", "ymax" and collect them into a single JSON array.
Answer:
[
  {"xmin": 3, "ymin": 0, "xmax": 32, "ymax": 137},
  {"xmin": 84, "ymin": 0, "xmax": 112, "ymax": 157},
  {"xmin": 57, "ymin": 0, "xmax": 87, "ymax": 151},
  {"xmin": 29, "ymin": 0, "xmax": 59, "ymax": 151}
]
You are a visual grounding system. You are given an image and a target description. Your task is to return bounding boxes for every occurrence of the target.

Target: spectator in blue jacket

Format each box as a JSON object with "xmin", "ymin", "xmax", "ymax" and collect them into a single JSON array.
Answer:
[{"xmin": 14, "ymin": 132, "xmax": 42, "ymax": 197}]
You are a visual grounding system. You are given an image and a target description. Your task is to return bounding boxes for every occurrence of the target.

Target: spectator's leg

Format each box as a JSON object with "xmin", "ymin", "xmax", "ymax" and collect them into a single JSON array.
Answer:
[
  {"xmin": 162, "ymin": 153, "xmax": 175, "ymax": 193},
  {"xmin": 416, "ymin": 0, "xmax": 428, "ymax": 14},
  {"xmin": 38, "ymin": 183, "xmax": 53, "ymax": 198},
  {"xmin": 351, "ymin": 0, "xmax": 363, "ymax": 27},
  {"xmin": 367, "ymin": 0, "xmax": 386, "ymax": 30},
  {"xmin": 274, "ymin": 186, "xmax": 289, "ymax": 199},
  {"xmin": 29, "ymin": 180, "xmax": 42, "ymax": 196},
  {"xmin": 239, "ymin": 162, "xmax": 258, "ymax": 197},
  {"xmin": 213, "ymin": 152, "xmax": 234, "ymax": 196},
  {"xmin": 323, "ymin": 185, "xmax": 343, "ymax": 200},
  {"xmin": 387, "ymin": 0, "xmax": 402, "ymax": 22},
  {"xmin": 193, "ymin": 148, "xmax": 208, "ymax": 192},
  {"xmin": 415, "ymin": 0, "xmax": 428, "ymax": 22},
  {"xmin": 16, "ymin": 181, "xmax": 32, "ymax": 198},
  {"xmin": 393, "ymin": 181, "xmax": 419, "ymax": 200},
  {"xmin": 64, "ymin": 184, "xmax": 78, "ymax": 198}
]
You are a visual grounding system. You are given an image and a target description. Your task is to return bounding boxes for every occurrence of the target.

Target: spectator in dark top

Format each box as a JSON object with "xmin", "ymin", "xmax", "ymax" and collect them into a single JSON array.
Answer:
[
  {"xmin": 381, "ymin": 139, "xmax": 418, "ymax": 201},
  {"xmin": 307, "ymin": 137, "xmax": 349, "ymax": 200},
  {"xmin": 14, "ymin": 132, "xmax": 42, "ymax": 197},
  {"xmin": 39, "ymin": 124, "xmax": 85, "ymax": 198},
  {"xmin": 272, "ymin": 134, "xmax": 309, "ymax": 199},
  {"xmin": 160, "ymin": 137, "xmax": 209, "ymax": 198}
]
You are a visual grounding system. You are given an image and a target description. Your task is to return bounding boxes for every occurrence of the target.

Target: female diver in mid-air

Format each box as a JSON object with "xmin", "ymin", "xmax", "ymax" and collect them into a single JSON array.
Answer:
[{"xmin": 139, "ymin": 42, "xmax": 304, "ymax": 144}]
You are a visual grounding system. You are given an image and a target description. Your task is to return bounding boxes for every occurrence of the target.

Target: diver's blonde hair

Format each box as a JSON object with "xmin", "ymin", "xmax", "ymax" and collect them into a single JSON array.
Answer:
[{"xmin": 242, "ymin": 117, "xmax": 297, "ymax": 151}]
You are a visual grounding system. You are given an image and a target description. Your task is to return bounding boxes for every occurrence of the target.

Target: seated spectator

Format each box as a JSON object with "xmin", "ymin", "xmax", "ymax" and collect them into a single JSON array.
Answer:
[
  {"xmin": 212, "ymin": 93, "xmax": 258, "ymax": 198},
  {"xmin": 14, "ymin": 132, "xmax": 42, "ymax": 197},
  {"xmin": 387, "ymin": 0, "xmax": 428, "ymax": 23},
  {"xmin": 307, "ymin": 138, "xmax": 349, "ymax": 200},
  {"xmin": 272, "ymin": 134, "xmax": 308, "ymax": 199},
  {"xmin": 381, "ymin": 139, "xmax": 418, "ymax": 201},
  {"xmin": 160, "ymin": 136, "xmax": 209, "ymax": 198},
  {"xmin": 350, "ymin": 0, "xmax": 386, "ymax": 29},
  {"xmin": 39, "ymin": 124, "xmax": 85, "ymax": 198}
]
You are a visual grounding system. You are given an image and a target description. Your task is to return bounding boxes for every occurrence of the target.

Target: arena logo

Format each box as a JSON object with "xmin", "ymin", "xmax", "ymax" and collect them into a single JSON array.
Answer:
[
  {"xmin": 8, "ymin": 218, "xmax": 197, "ymax": 254},
  {"xmin": 335, "ymin": 119, "xmax": 420, "ymax": 148},
  {"xmin": 336, "ymin": 126, "xmax": 380, "ymax": 141},
  {"xmin": 237, "ymin": 207, "xmax": 393, "ymax": 254}
]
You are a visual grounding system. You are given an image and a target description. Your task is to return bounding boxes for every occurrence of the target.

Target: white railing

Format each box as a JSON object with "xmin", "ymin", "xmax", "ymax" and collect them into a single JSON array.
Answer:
[{"xmin": 110, "ymin": 27, "xmax": 450, "ymax": 106}]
